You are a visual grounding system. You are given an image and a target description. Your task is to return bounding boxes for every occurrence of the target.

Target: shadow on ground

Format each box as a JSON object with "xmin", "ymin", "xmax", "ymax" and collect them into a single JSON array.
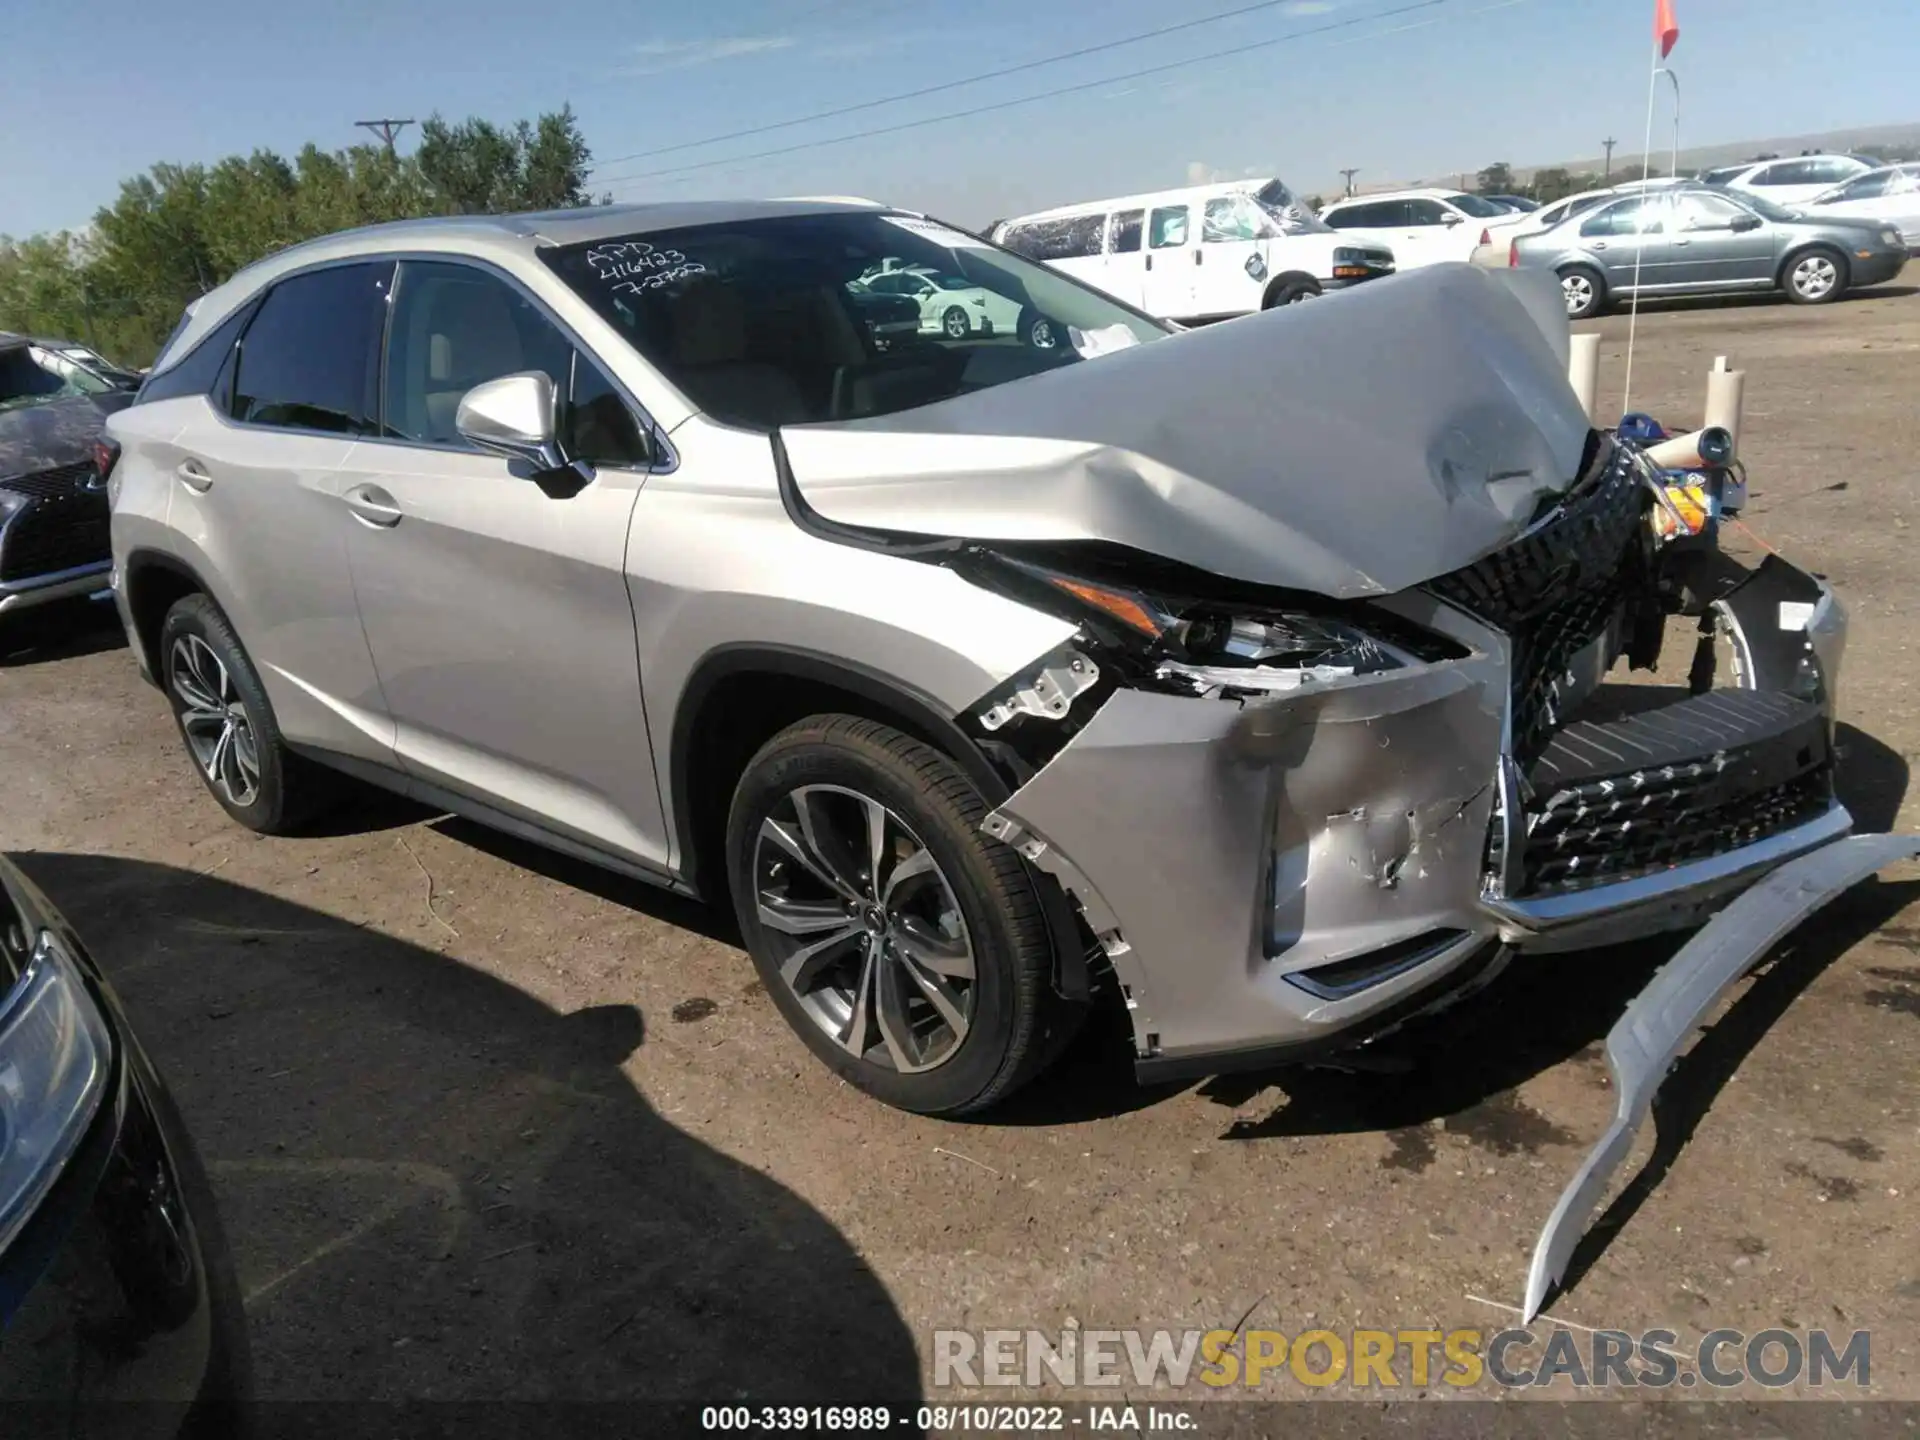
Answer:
[
  {"xmin": 0, "ymin": 597, "xmax": 126, "ymax": 667},
  {"xmin": 15, "ymin": 853, "xmax": 922, "ymax": 1406}
]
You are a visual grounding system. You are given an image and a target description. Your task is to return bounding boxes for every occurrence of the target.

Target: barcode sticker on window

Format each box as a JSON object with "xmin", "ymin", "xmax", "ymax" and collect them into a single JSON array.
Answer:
[
  {"xmin": 879, "ymin": 216, "xmax": 989, "ymax": 249},
  {"xmin": 1779, "ymin": 601, "xmax": 1815, "ymax": 631}
]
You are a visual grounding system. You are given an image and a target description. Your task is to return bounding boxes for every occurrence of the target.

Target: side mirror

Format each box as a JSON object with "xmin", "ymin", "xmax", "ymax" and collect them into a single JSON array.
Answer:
[
  {"xmin": 1730, "ymin": 215, "xmax": 1763, "ymax": 232},
  {"xmin": 1442, "ymin": 212, "xmax": 1464, "ymax": 226},
  {"xmin": 456, "ymin": 372, "xmax": 566, "ymax": 473}
]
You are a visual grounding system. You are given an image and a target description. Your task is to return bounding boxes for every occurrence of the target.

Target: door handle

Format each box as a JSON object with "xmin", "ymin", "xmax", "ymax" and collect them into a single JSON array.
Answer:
[
  {"xmin": 1591, "ymin": 241, "xmax": 1609, "ymax": 251},
  {"xmin": 342, "ymin": 483, "xmax": 403, "ymax": 528},
  {"xmin": 1145, "ymin": 254, "xmax": 1153, "ymax": 271},
  {"xmin": 1194, "ymin": 249, "xmax": 1203, "ymax": 265},
  {"xmin": 175, "ymin": 459, "xmax": 214, "ymax": 493},
  {"xmin": 1674, "ymin": 238, "xmax": 1691, "ymax": 247}
]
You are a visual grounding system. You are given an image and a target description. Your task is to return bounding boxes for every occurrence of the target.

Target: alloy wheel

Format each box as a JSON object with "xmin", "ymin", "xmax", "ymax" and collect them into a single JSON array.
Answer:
[
  {"xmin": 1562, "ymin": 272, "xmax": 1595, "ymax": 315},
  {"xmin": 753, "ymin": 784, "xmax": 975, "ymax": 1074},
  {"xmin": 1029, "ymin": 318, "xmax": 1056, "ymax": 349},
  {"xmin": 1792, "ymin": 254, "xmax": 1838, "ymax": 300},
  {"xmin": 169, "ymin": 634, "xmax": 261, "ymax": 807},
  {"xmin": 943, "ymin": 307, "xmax": 970, "ymax": 339}
]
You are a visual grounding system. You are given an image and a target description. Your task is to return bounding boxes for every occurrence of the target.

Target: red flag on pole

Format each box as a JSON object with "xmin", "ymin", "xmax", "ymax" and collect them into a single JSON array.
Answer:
[{"xmin": 1655, "ymin": 0, "xmax": 1679, "ymax": 57}]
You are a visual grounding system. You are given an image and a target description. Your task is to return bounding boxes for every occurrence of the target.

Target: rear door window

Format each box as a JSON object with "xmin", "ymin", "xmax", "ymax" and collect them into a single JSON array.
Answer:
[
  {"xmin": 1405, "ymin": 199, "xmax": 1449, "ymax": 227},
  {"xmin": 231, "ymin": 263, "xmax": 393, "ymax": 434}
]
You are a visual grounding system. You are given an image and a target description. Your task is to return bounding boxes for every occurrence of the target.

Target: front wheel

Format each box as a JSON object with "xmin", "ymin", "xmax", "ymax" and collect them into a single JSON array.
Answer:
[
  {"xmin": 725, "ymin": 716, "xmax": 1080, "ymax": 1115},
  {"xmin": 1784, "ymin": 246, "xmax": 1847, "ymax": 304},
  {"xmin": 941, "ymin": 305, "xmax": 971, "ymax": 339},
  {"xmin": 1264, "ymin": 279, "xmax": 1320, "ymax": 307}
]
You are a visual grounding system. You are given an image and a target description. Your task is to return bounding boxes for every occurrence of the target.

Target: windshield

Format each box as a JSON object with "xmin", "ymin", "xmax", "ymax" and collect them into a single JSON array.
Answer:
[
  {"xmin": 1252, "ymin": 180, "xmax": 1332, "ymax": 235},
  {"xmin": 541, "ymin": 211, "xmax": 1171, "ymax": 431},
  {"xmin": 1443, "ymin": 193, "xmax": 1508, "ymax": 219},
  {"xmin": 0, "ymin": 344, "xmax": 95, "ymax": 413}
]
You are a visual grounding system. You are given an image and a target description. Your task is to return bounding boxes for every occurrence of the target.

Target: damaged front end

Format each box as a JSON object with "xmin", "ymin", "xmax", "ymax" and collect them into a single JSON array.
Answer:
[{"xmin": 952, "ymin": 429, "xmax": 1854, "ymax": 1074}]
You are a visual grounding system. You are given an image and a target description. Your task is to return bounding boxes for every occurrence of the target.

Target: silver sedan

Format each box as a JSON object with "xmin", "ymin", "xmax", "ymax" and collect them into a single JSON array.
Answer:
[
  {"xmin": 1508, "ymin": 183, "xmax": 1910, "ymax": 318},
  {"xmin": 1801, "ymin": 163, "xmax": 1920, "ymax": 250}
]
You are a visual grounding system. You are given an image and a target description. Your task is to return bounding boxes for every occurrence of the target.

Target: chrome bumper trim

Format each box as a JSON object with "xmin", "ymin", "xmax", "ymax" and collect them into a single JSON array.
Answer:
[
  {"xmin": 1482, "ymin": 802, "xmax": 1854, "ymax": 940},
  {"xmin": 0, "ymin": 560, "xmax": 115, "ymax": 612}
]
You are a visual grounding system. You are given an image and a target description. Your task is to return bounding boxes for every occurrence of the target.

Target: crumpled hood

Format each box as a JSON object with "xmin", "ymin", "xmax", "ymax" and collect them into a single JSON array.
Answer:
[
  {"xmin": 0, "ymin": 393, "xmax": 117, "ymax": 483},
  {"xmin": 781, "ymin": 265, "xmax": 1593, "ymax": 598}
]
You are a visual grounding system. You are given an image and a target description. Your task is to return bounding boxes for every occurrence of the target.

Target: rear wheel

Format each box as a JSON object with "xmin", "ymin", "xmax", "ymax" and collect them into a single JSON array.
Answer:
[
  {"xmin": 1559, "ymin": 264, "xmax": 1605, "ymax": 320},
  {"xmin": 941, "ymin": 305, "xmax": 971, "ymax": 339},
  {"xmin": 726, "ymin": 715, "xmax": 1080, "ymax": 1115},
  {"xmin": 159, "ymin": 593, "xmax": 329, "ymax": 834},
  {"xmin": 1018, "ymin": 307, "xmax": 1058, "ymax": 349},
  {"xmin": 1784, "ymin": 246, "xmax": 1847, "ymax": 304}
]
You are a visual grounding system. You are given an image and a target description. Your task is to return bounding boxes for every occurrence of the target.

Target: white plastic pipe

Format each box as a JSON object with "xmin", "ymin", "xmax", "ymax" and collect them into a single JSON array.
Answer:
[
  {"xmin": 1567, "ymin": 332, "xmax": 1601, "ymax": 423},
  {"xmin": 1705, "ymin": 363, "xmax": 1746, "ymax": 456},
  {"xmin": 1644, "ymin": 430, "xmax": 1711, "ymax": 468}
]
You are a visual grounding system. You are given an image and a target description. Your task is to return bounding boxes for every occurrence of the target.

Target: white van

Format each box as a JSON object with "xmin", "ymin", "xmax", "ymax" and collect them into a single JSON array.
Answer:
[{"xmin": 990, "ymin": 178, "xmax": 1395, "ymax": 325}]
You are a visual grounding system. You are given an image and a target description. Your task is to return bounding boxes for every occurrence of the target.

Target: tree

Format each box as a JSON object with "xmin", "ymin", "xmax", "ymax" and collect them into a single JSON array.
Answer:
[
  {"xmin": 1476, "ymin": 161, "xmax": 1515, "ymax": 195},
  {"xmin": 0, "ymin": 106, "xmax": 594, "ymax": 366}
]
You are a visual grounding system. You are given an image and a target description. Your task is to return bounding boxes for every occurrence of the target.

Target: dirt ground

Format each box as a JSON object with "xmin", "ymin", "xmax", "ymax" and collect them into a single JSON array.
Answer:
[{"xmin": 5, "ymin": 271, "xmax": 1920, "ymax": 1415}]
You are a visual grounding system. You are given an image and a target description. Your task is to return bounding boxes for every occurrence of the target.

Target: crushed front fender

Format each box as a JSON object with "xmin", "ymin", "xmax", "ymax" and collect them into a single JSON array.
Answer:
[{"xmin": 1523, "ymin": 832, "xmax": 1920, "ymax": 1322}]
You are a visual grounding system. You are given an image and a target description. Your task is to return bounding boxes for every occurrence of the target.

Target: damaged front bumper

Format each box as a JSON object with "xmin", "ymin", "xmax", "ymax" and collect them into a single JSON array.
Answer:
[{"xmin": 980, "ymin": 496, "xmax": 1855, "ymax": 1080}]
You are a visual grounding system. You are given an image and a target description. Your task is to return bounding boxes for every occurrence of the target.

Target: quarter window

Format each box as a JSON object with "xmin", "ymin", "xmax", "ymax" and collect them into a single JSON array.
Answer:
[
  {"xmin": 135, "ymin": 298, "xmax": 259, "ymax": 407},
  {"xmin": 231, "ymin": 263, "xmax": 392, "ymax": 434}
]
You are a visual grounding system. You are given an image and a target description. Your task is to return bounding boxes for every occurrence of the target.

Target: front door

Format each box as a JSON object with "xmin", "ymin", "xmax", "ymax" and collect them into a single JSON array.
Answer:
[
  {"xmin": 340, "ymin": 258, "xmax": 671, "ymax": 871},
  {"xmin": 1142, "ymin": 204, "xmax": 1195, "ymax": 320},
  {"xmin": 1193, "ymin": 194, "xmax": 1267, "ymax": 317},
  {"xmin": 1667, "ymin": 190, "xmax": 1776, "ymax": 287}
]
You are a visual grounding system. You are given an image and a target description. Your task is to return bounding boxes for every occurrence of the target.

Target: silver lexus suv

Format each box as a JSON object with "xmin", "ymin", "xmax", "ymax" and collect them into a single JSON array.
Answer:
[{"xmin": 106, "ymin": 200, "xmax": 1855, "ymax": 1118}]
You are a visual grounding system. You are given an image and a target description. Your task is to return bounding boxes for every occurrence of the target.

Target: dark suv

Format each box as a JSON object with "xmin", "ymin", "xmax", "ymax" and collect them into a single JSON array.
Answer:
[{"xmin": 0, "ymin": 335, "xmax": 135, "ymax": 642}]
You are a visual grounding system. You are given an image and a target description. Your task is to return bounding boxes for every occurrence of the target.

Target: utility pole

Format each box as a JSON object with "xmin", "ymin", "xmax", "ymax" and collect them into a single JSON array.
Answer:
[
  {"xmin": 1339, "ymin": 168, "xmax": 1360, "ymax": 198},
  {"xmin": 355, "ymin": 118, "xmax": 415, "ymax": 156},
  {"xmin": 1602, "ymin": 137, "xmax": 1617, "ymax": 180}
]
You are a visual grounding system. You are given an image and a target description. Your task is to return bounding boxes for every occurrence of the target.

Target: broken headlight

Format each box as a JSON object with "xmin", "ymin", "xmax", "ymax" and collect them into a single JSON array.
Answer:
[{"xmin": 979, "ymin": 556, "xmax": 1421, "ymax": 699}]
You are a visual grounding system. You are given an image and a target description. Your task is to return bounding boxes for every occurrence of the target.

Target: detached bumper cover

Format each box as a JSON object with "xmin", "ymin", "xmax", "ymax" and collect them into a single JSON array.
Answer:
[{"xmin": 1522, "ymin": 832, "xmax": 1920, "ymax": 1321}]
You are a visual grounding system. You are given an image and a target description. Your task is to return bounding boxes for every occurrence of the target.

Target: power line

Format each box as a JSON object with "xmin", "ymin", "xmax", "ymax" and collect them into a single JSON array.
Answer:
[
  {"xmin": 599, "ymin": 0, "xmax": 1459, "ymax": 194},
  {"xmin": 592, "ymin": 0, "xmax": 1385, "ymax": 173}
]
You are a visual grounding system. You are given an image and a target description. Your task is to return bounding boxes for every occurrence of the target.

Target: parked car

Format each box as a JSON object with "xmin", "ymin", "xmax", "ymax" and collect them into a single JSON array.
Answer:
[
  {"xmin": 1471, "ymin": 188, "xmax": 1628, "ymax": 265},
  {"xmin": 1480, "ymin": 194, "xmax": 1539, "ymax": 213},
  {"xmin": 1319, "ymin": 188, "xmax": 1529, "ymax": 268},
  {"xmin": 1509, "ymin": 183, "xmax": 1909, "ymax": 318},
  {"xmin": 1713, "ymin": 154, "xmax": 1879, "ymax": 208},
  {"xmin": 0, "ymin": 854, "xmax": 251, "ymax": 1426},
  {"xmin": 3, "ymin": 334, "xmax": 144, "ymax": 394},
  {"xmin": 1803, "ymin": 163, "xmax": 1920, "ymax": 250},
  {"xmin": 0, "ymin": 335, "xmax": 128, "ymax": 645},
  {"xmin": 851, "ymin": 265, "xmax": 1024, "ymax": 339},
  {"xmin": 105, "ymin": 200, "xmax": 1859, "ymax": 1122},
  {"xmin": 993, "ymin": 178, "xmax": 1394, "ymax": 324}
]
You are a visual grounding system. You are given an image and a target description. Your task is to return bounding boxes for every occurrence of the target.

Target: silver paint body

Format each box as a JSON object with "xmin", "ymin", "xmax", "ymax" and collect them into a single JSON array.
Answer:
[{"xmin": 110, "ymin": 204, "xmax": 1859, "ymax": 1072}]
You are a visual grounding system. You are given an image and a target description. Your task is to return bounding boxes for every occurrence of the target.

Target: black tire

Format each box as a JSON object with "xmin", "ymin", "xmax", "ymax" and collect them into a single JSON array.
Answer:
[
  {"xmin": 158, "ymin": 593, "xmax": 329, "ymax": 834},
  {"xmin": 1263, "ymin": 278, "xmax": 1320, "ymax": 308},
  {"xmin": 726, "ymin": 715, "xmax": 1082, "ymax": 1115},
  {"xmin": 1017, "ymin": 307, "xmax": 1057, "ymax": 349},
  {"xmin": 1782, "ymin": 245, "xmax": 1848, "ymax": 305},
  {"xmin": 1559, "ymin": 264, "xmax": 1605, "ymax": 320},
  {"xmin": 941, "ymin": 305, "xmax": 971, "ymax": 339}
]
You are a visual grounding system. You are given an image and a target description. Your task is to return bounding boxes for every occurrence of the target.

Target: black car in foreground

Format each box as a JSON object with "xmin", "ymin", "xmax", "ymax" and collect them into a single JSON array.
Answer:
[
  {"xmin": 0, "ymin": 855, "xmax": 250, "ymax": 1433},
  {"xmin": 0, "ymin": 335, "xmax": 135, "ymax": 644}
]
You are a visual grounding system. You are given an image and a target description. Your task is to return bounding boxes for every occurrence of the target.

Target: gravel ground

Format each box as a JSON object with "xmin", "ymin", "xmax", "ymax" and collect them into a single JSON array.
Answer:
[{"xmin": 4, "ymin": 270, "xmax": 1919, "ymax": 1414}]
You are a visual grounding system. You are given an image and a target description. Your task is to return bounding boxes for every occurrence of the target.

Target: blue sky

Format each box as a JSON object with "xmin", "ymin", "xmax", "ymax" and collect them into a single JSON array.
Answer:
[{"xmin": 7, "ymin": 0, "xmax": 1918, "ymax": 236}]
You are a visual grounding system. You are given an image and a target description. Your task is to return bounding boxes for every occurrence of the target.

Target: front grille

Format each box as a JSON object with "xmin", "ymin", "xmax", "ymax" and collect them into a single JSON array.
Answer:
[
  {"xmin": 1428, "ymin": 438, "xmax": 1648, "ymax": 764},
  {"xmin": 0, "ymin": 461, "xmax": 96, "ymax": 500},
  {"xmin": 0, "ymin": 492, "xmax": 111, "ymax": 582},
  {"xmin": 1520, "ymin": 689, "xmax": 1833, "ymax": 894}
]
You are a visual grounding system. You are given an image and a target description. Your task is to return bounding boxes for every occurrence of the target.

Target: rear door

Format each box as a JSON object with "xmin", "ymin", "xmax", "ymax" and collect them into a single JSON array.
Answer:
[
  {"xmin": 1577, "ymin": 195, "xmax": 1672, "ymax": 291},
  {"xmin": 338, "ymin": 257, "xmax": 671, "ymax": 870},
  {"xmin": 1142, "ymin": 203, "xmax": 1195, "ymax": 319},
  {"xmin": 158, "ymin": 262, "xmax": 398, "ymax": 766}
]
